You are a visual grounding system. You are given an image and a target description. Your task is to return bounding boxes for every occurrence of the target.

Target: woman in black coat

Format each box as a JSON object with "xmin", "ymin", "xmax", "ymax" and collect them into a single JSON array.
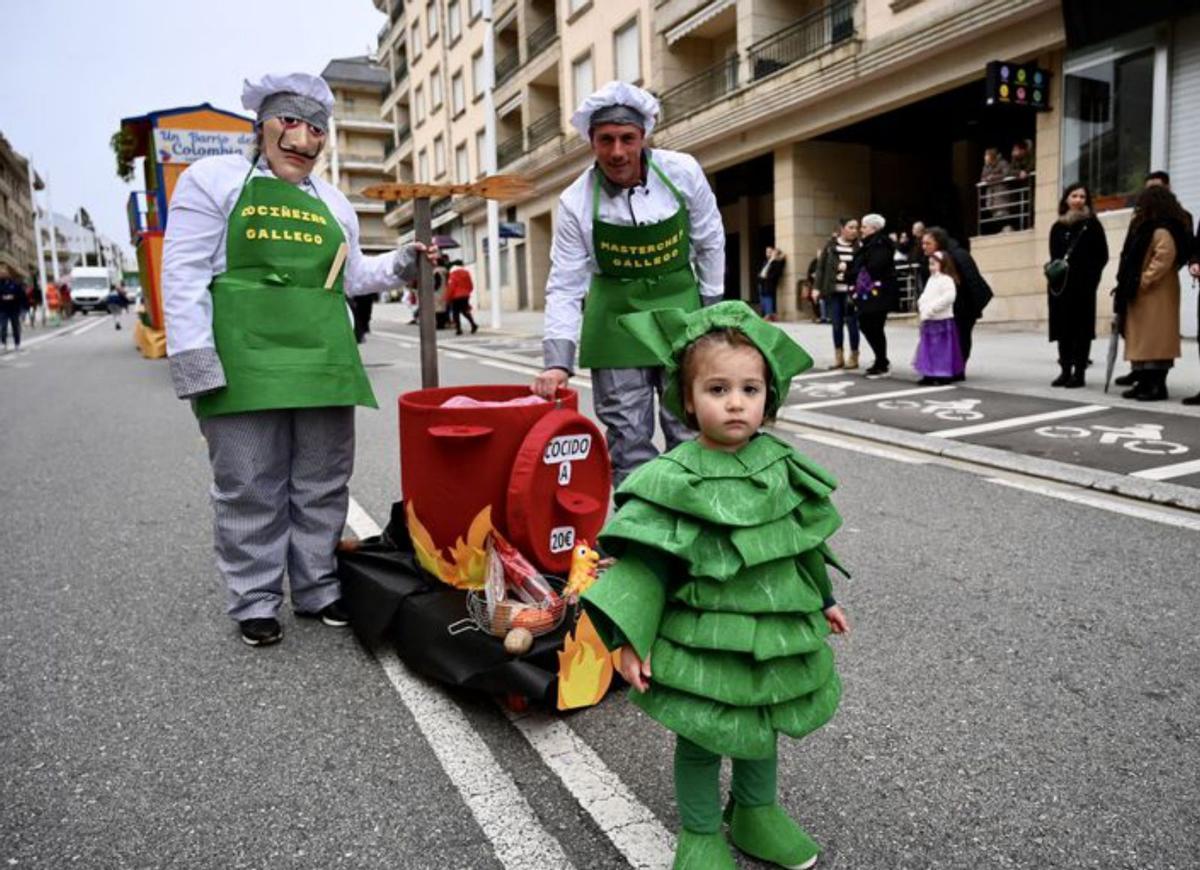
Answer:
[
  {"xmin": 1047, "ymin": 183, "xmax": 1108, "ymax": 387},
  {"xmin": 849, "ymin": 213, "xmax": 897, "ymax": 377}
]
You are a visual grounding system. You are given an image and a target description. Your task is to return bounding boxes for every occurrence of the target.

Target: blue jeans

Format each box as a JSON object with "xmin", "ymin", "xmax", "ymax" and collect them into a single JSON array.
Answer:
[
  {"xmin": 760, "ymin": 291, "xmax": 776, "ymax": 317},
  {"xmin": 828, "ymin": 293, "xmax": 859, "ymax": 351}
]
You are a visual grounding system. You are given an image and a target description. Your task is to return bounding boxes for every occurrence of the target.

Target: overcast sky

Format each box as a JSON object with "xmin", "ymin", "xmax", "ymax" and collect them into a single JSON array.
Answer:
[{"xmin": 3, "ymin": 0, "xmax": 387, "ymax": 263}]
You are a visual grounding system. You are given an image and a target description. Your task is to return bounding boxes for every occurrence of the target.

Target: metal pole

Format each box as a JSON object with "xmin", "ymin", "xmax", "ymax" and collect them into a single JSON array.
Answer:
[
  {"xmin": 414, "ymin": 196, "xmax": 438, "ymax": 387},
  {"xmin": 45, "ymin": 174, "xmax": 60, "ymax": 282},
  {"xmin": 483, "ymin": 0, "xmax": 502, "ymax": 329},
  {"xmin": 27, "ymin": 156, "xmax": 48, "ymax": 323}
]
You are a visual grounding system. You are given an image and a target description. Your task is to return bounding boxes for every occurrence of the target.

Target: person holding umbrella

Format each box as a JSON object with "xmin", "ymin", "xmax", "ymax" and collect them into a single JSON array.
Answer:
[
  {"xmin": 1111, "ymin": 185, "xmax": 1192, "ymax": 402},
  {"xmin": 163, "ymin": 71, "xmax": 432, "ymax": 647}
]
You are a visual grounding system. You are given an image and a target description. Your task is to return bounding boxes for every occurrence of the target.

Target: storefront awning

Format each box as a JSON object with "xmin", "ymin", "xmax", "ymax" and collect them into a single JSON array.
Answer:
[{"xmin": 665, "ymin": 0, "xmax": 736, "ymax": 46}]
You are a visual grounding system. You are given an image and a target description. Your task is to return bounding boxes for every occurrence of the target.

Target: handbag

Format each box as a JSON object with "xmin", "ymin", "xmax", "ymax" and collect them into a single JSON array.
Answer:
[{"xmin": 1044, "ymin": 223, "xmax": 1088, "ymax": 296}]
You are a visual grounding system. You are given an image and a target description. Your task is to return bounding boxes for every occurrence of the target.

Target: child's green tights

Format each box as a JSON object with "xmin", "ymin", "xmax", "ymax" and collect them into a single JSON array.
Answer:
[{"xmin": 673, "ymin": 735, "xmax": 777, "ymax": 833}]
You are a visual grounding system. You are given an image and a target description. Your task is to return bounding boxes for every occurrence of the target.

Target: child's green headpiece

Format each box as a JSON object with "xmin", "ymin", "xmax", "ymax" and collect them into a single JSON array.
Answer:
[{"xmin": 617, "ymin": 301, "xmax": 813, "ymax": 421}]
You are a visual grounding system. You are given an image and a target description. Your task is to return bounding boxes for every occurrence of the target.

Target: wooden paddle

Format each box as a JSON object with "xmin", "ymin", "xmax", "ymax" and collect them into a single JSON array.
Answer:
[
  {"xmin": 361, "ymin": 174, "xmax": 533, "ymax": 202},
  {"xmin": 323, "ymin": 243, "xmax": 349, "ymax": 289}
]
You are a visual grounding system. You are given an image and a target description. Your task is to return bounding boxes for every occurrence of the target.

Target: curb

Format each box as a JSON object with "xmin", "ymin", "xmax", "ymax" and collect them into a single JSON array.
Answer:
[{"xmin": 777, "ymin": 407, "xmax": 1200, "ymax": 513}]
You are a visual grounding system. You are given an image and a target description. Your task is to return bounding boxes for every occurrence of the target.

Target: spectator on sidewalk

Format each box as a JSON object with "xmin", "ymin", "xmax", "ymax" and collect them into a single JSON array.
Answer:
[
  {"xmin": 849, "ymin": 213, "xmax": 897, "ymax": 378},
  {"xmin": 59, "ymin": 283, "xmax": 73, "ymax": 319},
  {"xmin": 349, "ymin": 291, "xmax": 376, "ymax": 343},
  {"xmin": 921, "ymin": 227, "xmax": 992, "ymax": 380},
  {"xmin": 106, "ymin": 284, "xmax": 129, "ymax": 330},
  {"xmin": 806, "ymin": 252, "xmax": 826, "ymax": 322},
  {"xmin": 756, "ymin": 245, "xmax": 785, "ymax": 321},
  {"xmin": 1186, "ymin": 215, "xmax": 1200, "ymax": 406},
  {"xmin": 913, "ymin": 250, "xmax": 964, "ymax": 385},
  {"xmin": 445, "ymin": 260, "xmax": 478, "ymax": 335},
  {"xmin": 1047, "ymin": 183, "xmax": 1108, "ymax": 388},
  {"xmin": 0, "ymin": 266, "xmax": 27, "ymax": 351},
  {"xmin": 1113, "ymin": 185, "xmax": 1191, "ymax": 402},
  {"xmin": 814, "ymin": 217, "xmax": 860, "ymax": 369},
  {"xmin": 27, "ymin": 280, "xmax": 42, "ymax": 328},
  {"xmin": 979, "ymin": 147, "xmax": 1011, "ymax": 233}
]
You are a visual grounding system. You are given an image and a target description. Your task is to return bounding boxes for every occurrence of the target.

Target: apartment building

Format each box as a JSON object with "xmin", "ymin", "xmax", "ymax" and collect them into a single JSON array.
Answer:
[
  {"xmin": 0, "ymin": 132, "xmax": 38, "ymax": 281},
  {"xmin": 372, "ymin": 0, "xmax": 1200, "ymax": 336},
  {"xmin": 316, "ymin": 55, "xmax": 395, "ymax": 256}
]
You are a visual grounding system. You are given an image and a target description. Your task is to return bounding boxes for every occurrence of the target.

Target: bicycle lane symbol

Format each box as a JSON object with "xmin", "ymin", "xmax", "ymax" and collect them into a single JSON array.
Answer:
[
  {"xmin": 876, "ymin": 397, "xmax": 985, "ymax": 422},
  {"xmin": 1035, "ymin": 422, "xmax": 1189, "ymax": 456},
  {"xmin": 795, "ymin": 380, "xmax": 857, "ymax": 399}
]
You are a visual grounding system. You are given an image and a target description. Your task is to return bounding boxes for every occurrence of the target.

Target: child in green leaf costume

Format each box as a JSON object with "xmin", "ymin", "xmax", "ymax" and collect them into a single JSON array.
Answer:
[{"xmin": 581, "ymin": 301, "xmax": 849, "ymax": 870}]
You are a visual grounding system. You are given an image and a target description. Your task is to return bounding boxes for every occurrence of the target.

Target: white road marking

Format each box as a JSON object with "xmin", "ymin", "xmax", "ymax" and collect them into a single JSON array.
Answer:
[
  {"xmin": 70, "ymin": 316, "xmax": 112, "ymax": 337},
  {"xmin": 787, "ymin": 384, "xmax": 955, "ymax": 410},
  {"xmin": 345, "ymin": 497, "xmax": 383, "ymax": 538},
  {"xmin": 1131, "ymin": 457, "xmax": 1200, "ymax": 481},
  {"xmin": 930, "ymin": 404, "xmax": 1110, "ymax": 439},
  {"xmin": 505, "ymin": 709, "xmax": 675, "ymax": 870},
  {"xmin": 376, "ymin": 650, "xmax": 577, "ymax": 870},
  {"xmin": 792, "ymin": 370, "xmax": 851, "ymax": 381},
  {"xmin": 347, "ymin": 495, "xmax": 669, "ymax": 870},
  {"xmin": 985, "ymin": 477, "xmax": 1200, "ymax": 532},
  {"xmin": 795, "ymin": 432, "xmax": 927, "ymax": 464}
]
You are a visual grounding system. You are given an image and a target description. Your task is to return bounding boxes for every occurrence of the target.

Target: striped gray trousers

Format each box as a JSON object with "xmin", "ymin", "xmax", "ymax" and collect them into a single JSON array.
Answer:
[
  {"xmin": 592, "ymin": 367, "xmax": 694, "ymax": 487},
  {"xmin": 198, "ymin": 408, "xmax": 355, "ymax": 621}
]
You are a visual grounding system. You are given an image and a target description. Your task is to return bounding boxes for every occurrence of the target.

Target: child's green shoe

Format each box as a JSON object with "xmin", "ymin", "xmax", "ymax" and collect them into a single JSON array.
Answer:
[
  {"xmin": 672, "ymin": 829, "xmax": 736, "ymax": 870},
  {"xmin": 727, "ymin": 801, "xmax": 820, "ymax": 869}
]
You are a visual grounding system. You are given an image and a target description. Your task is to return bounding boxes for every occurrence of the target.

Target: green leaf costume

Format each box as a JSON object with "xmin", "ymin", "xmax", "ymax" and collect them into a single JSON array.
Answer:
[{"xmin": 581, "ymin": 302, "xmax": 847, "ymax": 762}]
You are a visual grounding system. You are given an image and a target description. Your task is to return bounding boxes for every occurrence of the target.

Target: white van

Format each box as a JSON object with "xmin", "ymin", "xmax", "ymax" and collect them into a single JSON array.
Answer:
[{"xmin": 68, "ymin": 266, "xmax": 115, "ymax": 313}]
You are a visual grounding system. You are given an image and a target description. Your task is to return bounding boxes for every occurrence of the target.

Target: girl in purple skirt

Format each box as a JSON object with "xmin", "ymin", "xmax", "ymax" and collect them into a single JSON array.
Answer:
[{"xmin": 913, "ymin": 251, "xmax": 964, "ymax": 385}]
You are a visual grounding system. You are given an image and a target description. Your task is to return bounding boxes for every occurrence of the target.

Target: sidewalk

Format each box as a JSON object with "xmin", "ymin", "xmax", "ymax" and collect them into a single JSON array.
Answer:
[
  {"xmin": 371, "ymin": 303, "xmax": 1200, "ymax": 510},
  {"xmin": 377, "ymin": 303, "xmax": 1200, "ymax": 410}
]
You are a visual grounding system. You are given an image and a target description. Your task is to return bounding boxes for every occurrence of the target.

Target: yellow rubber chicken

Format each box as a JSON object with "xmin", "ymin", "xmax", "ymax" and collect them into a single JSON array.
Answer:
[{"xmin": 563, "ymin": 540, "xmax": 601, "ymax": 601}]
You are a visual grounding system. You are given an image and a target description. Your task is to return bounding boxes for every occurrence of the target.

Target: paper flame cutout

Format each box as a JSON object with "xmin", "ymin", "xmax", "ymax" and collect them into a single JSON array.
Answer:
[
  {"xmin": 557, "ymin": 611, "xmax": 615, "ymax": 710},
  {"xmin": 406, "ymin": 502, "xmax": 493, "ymax": 589}
]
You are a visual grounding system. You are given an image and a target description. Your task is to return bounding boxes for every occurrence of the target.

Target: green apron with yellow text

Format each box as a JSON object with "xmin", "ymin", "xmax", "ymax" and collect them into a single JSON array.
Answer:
[
  {"xmin": 194, "ymin": 170, "xmax": 377, "ymax": 418},
  {"xmin": 578, "ymin": 159, "xmax": 701, "ymax": 369}
]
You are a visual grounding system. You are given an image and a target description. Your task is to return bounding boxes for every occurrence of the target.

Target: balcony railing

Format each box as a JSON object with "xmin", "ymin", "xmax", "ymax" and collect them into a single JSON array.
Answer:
[
  {"xmin": 976, "ymin": 172, "xmax": 1036, "ymax": 235},
  {"xmin": 894, "ymin": 263, "xmax": 919, "ymax": 314},
  {"xmin": 660, "ymin": 56, "xmax": 739, "ymax": 125},
  {"xmin": 747, "ymin": 0, "xmax": 855, "ymax": 82},
  {"xmin": 495, "ymin": 50, "xmax": 520, "ymax": 87},
  {"xmin": 339, "ymin": 110, "xmax": 390, "ymax": 123},
  {"xmin": 526, "ymin": 109, "xmax": 560, "ymax": 151},
  {"xmin": 526, "ymin": 18, "xmax": 557, "ymax": 58},
  {"xmin": 497, "ymin": 131, "xmax": 524, "ymax": 167},
  {"xmin": 390, "ymin": 1, "xmax": 404, "ymax": 25}
]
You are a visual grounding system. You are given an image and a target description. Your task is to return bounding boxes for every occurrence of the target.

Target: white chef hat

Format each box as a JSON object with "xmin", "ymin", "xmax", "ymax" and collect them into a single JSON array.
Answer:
[
  {"xmin": 241, "ymin": 72, "xmax": 335, "ymax": 132},
  {"xmin": 570, "ymin": 81, "xmax": 660, "ymax": 140}
]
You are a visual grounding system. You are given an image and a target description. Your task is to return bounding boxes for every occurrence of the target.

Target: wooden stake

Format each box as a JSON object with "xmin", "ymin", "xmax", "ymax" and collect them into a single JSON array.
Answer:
[
  {"xmin": 323, "ymin": 243, "xmax": 349, "ymax": 289},
  {"xmin": 414, "ymin": 197, "xmax": 438, "ymax": 388}
]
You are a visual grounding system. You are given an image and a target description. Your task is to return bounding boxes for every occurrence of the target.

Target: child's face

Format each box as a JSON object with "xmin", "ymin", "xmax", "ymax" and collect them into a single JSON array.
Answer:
[
  {"xmin": 684, "ymin": 343, "xmax": 768, "ymax": 453},
  {"xmin": 929, "ymin": 256, "xmax": 942, "ymax": 275}
]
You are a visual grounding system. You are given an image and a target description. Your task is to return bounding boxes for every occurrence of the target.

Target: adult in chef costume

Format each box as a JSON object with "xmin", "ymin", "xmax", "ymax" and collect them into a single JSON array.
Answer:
[
  {"xmin": 163, "ymin": 73, "xmax": 428, "ymax": 647},
  {"xmin": 531, "ymin": 81, "xmax": 725, "ymax": 485}
]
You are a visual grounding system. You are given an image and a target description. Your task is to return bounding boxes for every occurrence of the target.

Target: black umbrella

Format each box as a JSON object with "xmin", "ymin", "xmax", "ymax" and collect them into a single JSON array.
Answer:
[{"xmin": 1104, "ymin": 313, "xmax": 1121, "ymax": 393}]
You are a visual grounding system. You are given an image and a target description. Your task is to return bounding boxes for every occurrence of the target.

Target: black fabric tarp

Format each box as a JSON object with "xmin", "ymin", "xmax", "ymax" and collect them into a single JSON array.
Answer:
[{"xmin": 337, "ymin": 501, "xmax": 574, "ymax": 703}]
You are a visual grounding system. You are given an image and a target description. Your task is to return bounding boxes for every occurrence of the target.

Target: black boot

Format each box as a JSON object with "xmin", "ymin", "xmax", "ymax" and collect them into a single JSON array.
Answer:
[
  {"xmin": 1051, "ymin": 363, "xmax": 1070, "ymax": 387},
  {"xmin": 1183, "ymin": 392, "xmax": 1200, "ymax": 406},
  {"xmin": 1113, "ymin": 371, "xmax": 1138, "ymax": 387},
  {"xmin": 1136, "ymin": 370, "xmax": 1168, "ymax": 402},
  {"xmin": 1064, "ymin": 362, "xmax": 1085, "ymax": 388}
]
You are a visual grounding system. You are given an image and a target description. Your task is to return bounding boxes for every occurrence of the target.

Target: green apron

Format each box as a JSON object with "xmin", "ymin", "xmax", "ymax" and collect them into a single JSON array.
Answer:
[
  {"xmin": 578, "ymin": 158, "xmax": 702, "ymax": 369},
  {"xmin": 194, "ymin": 168, "xmax": 377, "ymax": 418}
]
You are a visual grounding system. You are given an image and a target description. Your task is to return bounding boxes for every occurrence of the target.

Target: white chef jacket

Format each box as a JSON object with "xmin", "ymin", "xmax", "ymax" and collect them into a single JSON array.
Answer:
[
  {"xmin": 543, "ymin": 149, "xmax": 725, "ymax": 354},
  {"xmin": 162, "ymin": 153, "xmax": 402, "ymax": 358}
]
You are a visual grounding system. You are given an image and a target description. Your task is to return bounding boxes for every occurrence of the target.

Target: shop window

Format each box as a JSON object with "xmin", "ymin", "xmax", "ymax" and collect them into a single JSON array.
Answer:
[{"xmin": 1062, "ymin": 46, "xmax": 1155, "ymax": 209}]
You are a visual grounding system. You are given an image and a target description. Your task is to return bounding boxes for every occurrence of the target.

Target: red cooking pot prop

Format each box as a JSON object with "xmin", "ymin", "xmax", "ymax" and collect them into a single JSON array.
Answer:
[{"xmin": 399, "ymin": 384, "xmax": 611, "ymax": 588}]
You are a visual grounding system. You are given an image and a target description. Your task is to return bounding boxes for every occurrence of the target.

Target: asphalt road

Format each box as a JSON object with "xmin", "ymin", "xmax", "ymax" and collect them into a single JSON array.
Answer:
[{"xmin": 1, "ymin": 313, "xmax": 1197, "ymax": 869}]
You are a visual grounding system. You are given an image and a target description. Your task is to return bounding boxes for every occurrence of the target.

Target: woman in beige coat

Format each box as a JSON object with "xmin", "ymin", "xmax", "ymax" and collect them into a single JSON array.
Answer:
[{"xmin": 1114, "ymin": 186, "xmax": 1192, "ymax": 401}]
